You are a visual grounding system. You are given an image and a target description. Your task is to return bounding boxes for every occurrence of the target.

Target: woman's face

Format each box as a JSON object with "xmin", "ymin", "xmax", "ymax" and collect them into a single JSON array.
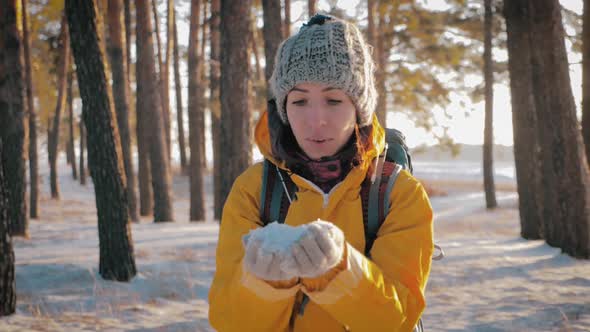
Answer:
[{"xmin": 286, "ymin": 82, "xmax": 357, "ymax": 160}]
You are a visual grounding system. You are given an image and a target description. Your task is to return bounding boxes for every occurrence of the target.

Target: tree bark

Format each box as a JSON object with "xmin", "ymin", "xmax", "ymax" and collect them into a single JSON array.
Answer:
[
  {"xmin": 67, "ymin": 68, "xmax": 78, "ymax": 180},
  {"xmin": 375, "ymin": 8, "xmax": 387, "ymax": 126},
  {"xmin": 124, "ymin": 0, "xmax": 135, "ymax": 118},
  {"xmin": 188, "ymin": 0, "xmax": 205, "ymax": 221},
  {"xmin": 284, "ymin": 0, "xmax": 291, "ymax": 38},
  {"xmin": 503, "ymin": 0, "xmax": 543, "ymax": 240},
  {"xmin": 164, "ymin": 0, "xmax": 173, "ymax": 164},
  {"xmin": 0, "ymin": 139, "xmax": 16, "ymax": 316},
  {"xmin": 151, "ymin": 0, "xmax": 171, "ymax": 161},
  {"xmin": 124, "ymin": 0, "xmax": 132, "ymax": 82},
  {"xmin": 1, "ymin": 0, "xmax": 28, "ymax": 237},
  {"xmin": 22, "ymin": 0, "xmax": 38, "ymax": 219},
  {"xmin": 0, "ymin": 0, "xmax": 20, "ymax": 314},
  {"xmin": 107, "ymin": 0, "xmax": 140, "ymax": 223},
  {"xmin": 583, "ymin": 0, "xmax": 590, "ymax": 168},
  {"xmin": 367, "ymin": 0, "xmax": 377, "ymax": 51},
  {"xmin": 483, "ymin": 0, "xmax": 497, "ymax": 209},
  {"xmin": 210, "ymin": 0, "xmax": 222, "ymax": 220},
  {"xmin": 136, "ymin": 0, "xmax": 174, "ymax": 222},
  {"xmin": 219, "ymin": 0, "xmax": 252, "ymax": 210},
  {"xmin": 528, "ymin": 0, "xmax": 590, "ymax": 258},
  {"xmin": 199, "ymin": 0, "xmax": 208, "ymax": 170},
  {"xmin": 66, "ymin": 135, "xmax": 72, "ymax": 164},
  {"xmin": 136, "ymin": 54, "xmax": 153, "ymax": 216},
  {"xmin": 200, "ymin": 0, "xmax": 208, "ymax": 70},
  {"xmin": 262, "ymin": 0, "xmax": 282, "ymax": 86},
  {"xmin": 48, "ymin": 14, "xmax": 70, "ymax": 200},
  {"xmin": 308, "ymin": 0, "xmax": 316, "ymax": 17},
  {"xmin": 173, "ymin": 3, "xmax": 188, "ymax": 173},
  {"xmin": 66, "ymin": 0, "xmax": 137, "ymax": 280},
  {"xmin": 79, "ymin": 120, "xmax": 86, "ymax": 185},
  {"xmin": 250, "ymin": 23, "xmax": 264, "ymax": 83}
]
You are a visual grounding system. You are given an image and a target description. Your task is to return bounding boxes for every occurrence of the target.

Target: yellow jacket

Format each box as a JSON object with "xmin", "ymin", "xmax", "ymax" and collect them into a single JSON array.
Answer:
[{"xmin": 209, "ymin": 112, "xmax": 434, "ymax": 332}]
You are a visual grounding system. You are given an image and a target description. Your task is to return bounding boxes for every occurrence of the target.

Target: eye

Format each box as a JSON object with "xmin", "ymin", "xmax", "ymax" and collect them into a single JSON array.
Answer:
[
  {"xmin": 292, "ymin": 99, "xmax": 307, "ymax": 106},
  {"xmin": 327, "ymin": 99, "xmax": 342, "ymax": 105}
]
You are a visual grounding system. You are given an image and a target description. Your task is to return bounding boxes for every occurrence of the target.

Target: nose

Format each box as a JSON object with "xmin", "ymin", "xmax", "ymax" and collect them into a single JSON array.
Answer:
[{"xmin": 306, "ymin": 103, "xmax": 328, "ymax": 129}]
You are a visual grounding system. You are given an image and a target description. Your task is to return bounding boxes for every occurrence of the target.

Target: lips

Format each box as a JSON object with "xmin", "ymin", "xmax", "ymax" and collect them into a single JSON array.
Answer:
[{"xmin": 307, "ymin": 138, "xmax": 332, "ymax": 143}]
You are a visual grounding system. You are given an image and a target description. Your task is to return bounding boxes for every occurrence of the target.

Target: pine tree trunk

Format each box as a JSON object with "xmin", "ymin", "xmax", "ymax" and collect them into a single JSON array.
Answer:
[
  {"xmin": 250, "ymin": 24, "xmax": 263, "ymax": 83},
  {"xmin": 3, "ymin": 118, "xmax": 27, "ymax": 237},
  {"xmin": 219, "ymin": 0, "xmax": 252, "ymax": 209},
  {"xmin": 199, "ymin": 0, "xmax": 208, "ymax": 170},
  {"xmin": 66, "ymin": 107, "xmax": 72, "ymax": 165},
  {"xmin": 483, "ymin": 0, "xmax": 497, "ymax": 209},
  {"xmin": 308, "ymin": 0, "xmax": 316, "ymax": 17},
  {"xmin": 136, "ymin": 56, "xmax": 153, "ymax": 215},
  {"xmin": 210, "ymin": 0, "xmax": 222, "ymax": 220},
  {"xmin": 67, "ymin": 69, "xmax": 78, "ymax": 180},
  {"xmin": 22, "ymin": 0, "xmax": 39, "ymax": 219},
  {"xmin": 173, "ymin": 4, "xmax": 188, "ymax": 173},
  {"xmin": 79, "ymin": 120, "xmax": 87, "ymax": 185},
  {"xmin": 135, "ymin": 21, "xmax": 152, "ymax": 217},
  {"xmin": 528, "ymin": 0, "xmax": 590, "ymax": 258},
  {"xmin": 0, "ymin": 139, "xmax": 16, "ymax": 316},
  {"xmin": 503, "ymin": 0, "xmax": 543, "ymax": 240},
  {"xmin": 375, "ymin": 10, "xmax": 387, "ymax": 127},
  {"xmin": 124, "ymin": 0, "xmax": 135, "ymax": 117},
  {"xmin": 583, "ymin": 0, "xmax": 590, "ymax": 168},
  {"xmin": 66, "ymin": 137, "xmax": 72, "ymax": 164},
  {"xmin": 136, "ymin": 0, "xmax": 174, "ymax": 222},
  {"xmin": 165, "ymin": 0, "xmax": 173, "ymax": 165},
  {"xmin": 107, "ymin": 0, "xmax": 140, "ymax": 223},
  {"xmin": 1, "ymin": 0, "xmax": 28, "ymax": 237},
  {"xmin": 66, "ymin": 0, "xmax": 137, "ymax": 280},
  {"xmin": 367, "ymin": 0, "xmax": 376, "ymax": 52},
  {"xmin": 48, "ymin": 15, "xmax": 70, "ymax": 200},
  {"xmin": 188, "ymin": 0, "xmax": 205, "ymax": 221},
  {"xmin": 124, "ymin": 0, "xmax": 132, "ymax": 83},
  {"xmin": 262, "ymin": 0, "xmax": 282, "ymax": 85},
  {"xmin": 151, "ymin": 0, "xmax": 171, "ymax": 162},
  {"xmin": 284, "ymin": 0, "xmax": 291, "ymax": 38},
  {"xmin": 0, "ymin": 0, "xmax": 21, "ymax": 313}
]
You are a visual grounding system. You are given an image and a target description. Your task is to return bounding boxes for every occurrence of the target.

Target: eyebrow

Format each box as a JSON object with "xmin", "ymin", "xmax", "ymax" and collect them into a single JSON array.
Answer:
[{"xmin": 291, "ymin": 86, "xmax": 338, "ymax": 93}]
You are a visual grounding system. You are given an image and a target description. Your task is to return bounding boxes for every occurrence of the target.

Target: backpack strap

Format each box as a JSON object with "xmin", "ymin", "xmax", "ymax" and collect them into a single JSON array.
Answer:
[
  {"xmin": 384, "ymin": 163, "xmax": 403, "ymax": 218},
  {"xmin": 259, "ymin": 159, "xmax": 271, "ymax": 221},
  {"xmin": 365, "ymin": 150, "xmax": 387, "ymax": 257},
  {"xmin": 362, "ymin": 160, "xmax": 400, "ymax": 258},
  {"xmin": 260, "ymin": 159, "xmax": 296, "ymax": 225}
]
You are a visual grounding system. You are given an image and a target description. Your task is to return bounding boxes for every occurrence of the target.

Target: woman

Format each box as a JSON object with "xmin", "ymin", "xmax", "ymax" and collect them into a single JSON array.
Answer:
[{"xmin": 208, "ymin": 14, "xmax": 433, "ymax": 332}]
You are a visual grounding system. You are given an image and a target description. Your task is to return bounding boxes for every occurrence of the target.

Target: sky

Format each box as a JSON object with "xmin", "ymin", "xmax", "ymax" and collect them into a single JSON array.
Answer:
[{"xmin": 171, "ymin": 0, "xmax": 585, "ymax": 149}]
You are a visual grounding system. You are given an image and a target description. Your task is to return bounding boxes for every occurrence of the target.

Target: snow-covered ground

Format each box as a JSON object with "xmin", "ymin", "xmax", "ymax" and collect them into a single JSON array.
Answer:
[{"xmin": 1, "ymin": 157, "xmax": 589, "ymax": 331}]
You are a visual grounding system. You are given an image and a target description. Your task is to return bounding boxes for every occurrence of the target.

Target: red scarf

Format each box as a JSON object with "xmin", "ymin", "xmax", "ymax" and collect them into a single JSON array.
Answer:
[{"xmin": 290, "ymin": 138, "xmax": 357, "ymax": 193}]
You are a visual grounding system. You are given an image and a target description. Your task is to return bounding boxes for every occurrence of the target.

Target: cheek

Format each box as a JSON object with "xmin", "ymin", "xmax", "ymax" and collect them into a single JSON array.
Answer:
[
  {"xmin": 334, "ymin": 107, "xmax": 357, "ymax": 133},
  {"xmin": 286, "ymin": 108, "xmax": 307, "ymax": 140}
]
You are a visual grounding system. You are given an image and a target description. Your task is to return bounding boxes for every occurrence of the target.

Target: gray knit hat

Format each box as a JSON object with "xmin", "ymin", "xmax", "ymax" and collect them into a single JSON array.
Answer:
[{"xmin": 269, "ymin": 14, "xmax": 377, "ymax": 127}]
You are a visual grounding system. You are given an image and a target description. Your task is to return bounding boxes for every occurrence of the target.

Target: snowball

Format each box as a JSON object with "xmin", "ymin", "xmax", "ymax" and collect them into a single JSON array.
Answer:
[{"xmin": 243, "ymin": 222, "xmax": 308, "ymax": 255}]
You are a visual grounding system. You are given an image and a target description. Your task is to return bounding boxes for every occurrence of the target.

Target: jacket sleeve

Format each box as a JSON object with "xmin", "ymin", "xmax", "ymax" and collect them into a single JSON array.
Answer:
[
  {"xmin": 208, "ymin": 163, "xmax": 300, "ymax": 332},
  {"xmin": 301, "ymin": 170, "xmax": 434, "ymax": 332}
]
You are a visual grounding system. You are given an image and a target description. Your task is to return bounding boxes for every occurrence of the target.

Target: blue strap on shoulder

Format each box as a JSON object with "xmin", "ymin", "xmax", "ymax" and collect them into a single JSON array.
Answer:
[
  {"xmin": 383, "ymin": 164, "xmax": 403, "ymax": 218},
  {"xmin": 366, "ymin": 145, "xmax": 388, "ymax": 258},
  {"xmin": 269, "ymin": 165, "xmax": 285, "ymax": 224},
  {"xmin": 259, "ymin": 160, "xmax": 270, "ymax": 221}
]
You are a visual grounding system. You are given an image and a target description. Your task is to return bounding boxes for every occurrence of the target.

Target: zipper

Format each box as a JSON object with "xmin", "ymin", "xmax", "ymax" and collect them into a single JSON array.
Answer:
[{"xmin": 297, "ymin": 177, "xmax": 344, "ymax": 209}]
